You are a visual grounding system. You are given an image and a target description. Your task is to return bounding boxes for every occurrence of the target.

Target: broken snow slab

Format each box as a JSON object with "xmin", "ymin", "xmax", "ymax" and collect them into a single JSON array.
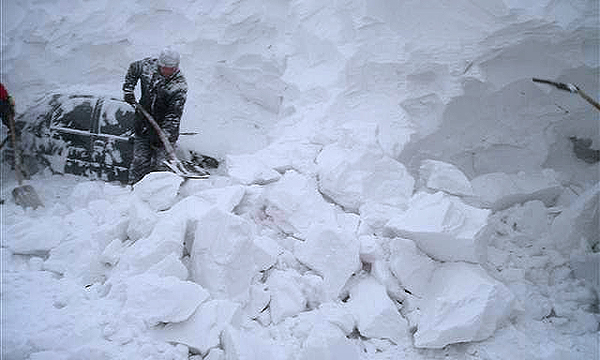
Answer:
[
  {"xmin": 389, "ymin": 237, "xmax": 438, "ymax": 301},
  {"xmin": 298, "ymin": 320, "xmax": 361, "ymax": 360},
  {"xmin": 294, "ymin": 226, "xmax": 361, "ymax": 301},
  {"xmin": 123, "ymin": 273, "xmax": 210, "ymax": 326},
  {"xmin": 153, "ymin": 299, "xmax": 239, "ymax": 355},
  {"xmin": 316, "ymin": 144, "xmax": 414, "ymax": 213},
  {"xmin": 345, "ymin": 275, "xmax": 409, "ymax": 345},
  {"xmin": 132, "ymin": 171, "xmax": 184, "ymax": 211},
  {"xmin": 419, "ymin": 159, "xmax": 474, "ymax": 196},
  {"xmin": 385, "ymin": 191, "xmax": 490, "ymax": 263},
  {"xmin": 413, "ymin": 262, "xmax": 514, "ymax": 348},
  {"xmin": 549, "ymin": 182, "xmax": 599, "ymax": 255},
  {"xmin": 225, "ymin": 153, "xmax": 281, "ymax": 185},
  {"xmin": 470, "ymin": 169, "xmax": 563, "ymax": 211},
  {"xmin": 190, "ymin": 208, "xmax": 262, "ymax": 299},
  {"xmin": 263, "ymin": 170, "xmax": 350, "ymax": 238}
]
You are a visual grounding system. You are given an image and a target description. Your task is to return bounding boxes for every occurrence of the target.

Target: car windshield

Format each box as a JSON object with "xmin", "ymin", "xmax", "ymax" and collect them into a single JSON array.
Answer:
[
  {"xmin": 53, "ymin": 96, "xmax": 94, "ymax": 131},
  {"xmin": 100, "ymin": 99, "xmax": 134, "ymax": 137}
]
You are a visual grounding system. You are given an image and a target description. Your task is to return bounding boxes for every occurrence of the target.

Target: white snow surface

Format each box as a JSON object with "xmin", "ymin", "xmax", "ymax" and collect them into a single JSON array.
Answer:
[{"xmin": 1, "ymin": 0, "xmax": 599, "ymax": 359}]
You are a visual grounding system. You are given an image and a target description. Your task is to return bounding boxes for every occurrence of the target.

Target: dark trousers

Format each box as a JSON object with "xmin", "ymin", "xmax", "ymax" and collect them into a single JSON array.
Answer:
[{"xmin": 129, "ymin": 136, "xmax": 173, "ymax": 184}]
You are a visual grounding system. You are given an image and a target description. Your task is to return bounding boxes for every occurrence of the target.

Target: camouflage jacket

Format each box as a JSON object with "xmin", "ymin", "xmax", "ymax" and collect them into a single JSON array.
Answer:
[{"xmin": 123, "ymin": 57, "xmax": 187, "ymax": 143}]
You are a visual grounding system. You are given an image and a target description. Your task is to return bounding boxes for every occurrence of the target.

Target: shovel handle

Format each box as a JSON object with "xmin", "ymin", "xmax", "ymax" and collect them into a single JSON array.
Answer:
[
  {"xmin": 532, "ymin": 78, "xmax": 600, "ymax": 111},
  {"xmin": 8, "ymin": 113, "xmax": 24, "ymax": 185},
  {"xmin": 134, "ymin": 103, "xmax": 179, "ymax": 163}
]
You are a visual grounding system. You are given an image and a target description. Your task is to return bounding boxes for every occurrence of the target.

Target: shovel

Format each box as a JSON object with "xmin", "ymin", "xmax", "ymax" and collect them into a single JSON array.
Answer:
[
  {"xmin": 532, "ymin": 78, "xmax": 600, "ymax": 111},
  {"xmin": 134, "ymin": 103, "xmax": 208, "ymax": 179},
  {"xmin": 7, "ymin": 113, "xmax": 44, "ymax": 209}
]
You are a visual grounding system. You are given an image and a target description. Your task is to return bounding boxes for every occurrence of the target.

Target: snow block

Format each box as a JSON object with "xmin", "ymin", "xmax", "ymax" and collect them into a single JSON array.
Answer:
[
  {"xmin": 419, "ymin": 159, "xmax": 474, "ymax": 196},
  {"xmin": 316, "ymin": 144, "xmax": 414, "ymax": 212},
  {"xmin": 294, "ymin": 226, "xmax": 361, "ymax": 300},
  {"xmin": 132, "ymin": 171, "xmax": 184, "ymax": 211},
  {"xmin": 193, "ymin": 185, "xmax": 246, "ymax": 213},
  {"xmin": 221, "ymin": 326, "xmax": 281, "ymax": 360},
  {"xmin": 190, "ymin": 208, "xmax": 259, "ymax": 298},
  {"xmin": 117, "ymin": 213, "xmax": 186, "ymax": 275},
  {"xmin": 549, "ymin": 182, "xmax": 599, "ymax": 255},
  {"xmin": 317, "ymin": 302, "xmax": 356, "ymax": 335},
  {"xmin": 226, "ymin": 153, "xmax": 281, "ymax": 185},
  {"xmin": 470, "ymin": 169, "xmax": 563, "ymax": 211},
  {"xmin": 389, "ymin": 237, "xmax": 437, "ymax": 299},
  {"xmin": 146, "ymin": 252, "xmax": 189, "ymax": 280},
  {"xmin": 358, "ymin": 202, "xmax": 405, "ymax": 231},
  {"xmin": 123, "ymin": 274, "xmax": 209, "ymax": 326},
  {"xmin": 267, "ymin": 269, "xmax": 307, "ymax": 324},
  {"xmin": 153, "ymin": 299, "xmax": 240, "ymax": 355},
  {"xmin": 298, "ymin": 320, "xmax": 360, "ymax": 360},
  {"xmin": 126, "ymin": 198, "xmax": 158, "ymax": 242},
  {"xmin": 66, "ymin": 181, "xmax": 105, "ymax": 209},
  {"xmin": 264, "ymin": 170, "xmax": 342, "ymax": 238},
  {"xmin": 4, "ymin": 216, "xmax": 65, "ymax": 255},
  {"xmin": 413, "ymin": 262, "xmax": 514, "ymax": 348},
  {"xmin": 385, "ymin": 192, "xmax": 490, "ymax": 263},
  {"xmin": 245, "ymin": 284, "xmax": 271, "ymax": 320},
  {"xmin": 254, "ymin": 140, "xmax": 322, "ymax": 175},
  {"xmin": 346, "ymin": 276, "xmax": 409, "ymax": 344}
]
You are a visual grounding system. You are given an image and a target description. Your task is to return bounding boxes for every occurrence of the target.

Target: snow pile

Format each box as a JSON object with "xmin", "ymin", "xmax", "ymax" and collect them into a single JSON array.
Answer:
[{"xmin": 1, "ymin": 0, "xmax": 599, "ymax": 359}]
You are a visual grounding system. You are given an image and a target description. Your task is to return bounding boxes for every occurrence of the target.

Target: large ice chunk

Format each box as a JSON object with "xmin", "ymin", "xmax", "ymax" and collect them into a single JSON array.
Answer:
[
  {"xmin": 385, "ymin": 192, "xmax": 490, "ymax": 263},
  {"xmin": 413, "ymin": 262, "xmax": 514, "ymax": 348},
  {"xmin": 294, "ymin": 226, "xmax": 361, "ymax": 300},
  {"xmin": 470, "ymin": 169, "xmax": 563, "ymax": 210},
  {"xmin": 316, "ymin": 144, "xmax": 414, "ymax": 212},
  {"xmin": 419, "ymin": 159, "xmax": 474, "ymax": 196}
]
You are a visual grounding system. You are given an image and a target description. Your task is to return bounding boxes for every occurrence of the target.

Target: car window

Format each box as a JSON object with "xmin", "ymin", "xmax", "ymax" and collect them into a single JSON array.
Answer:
[
  {"xmin": 52, "ymin": 96, "xmax": 94, "ymax": 131},
  {"xmin": 100, "ymin": 99, "xmax": 135, "ymax": 137}
]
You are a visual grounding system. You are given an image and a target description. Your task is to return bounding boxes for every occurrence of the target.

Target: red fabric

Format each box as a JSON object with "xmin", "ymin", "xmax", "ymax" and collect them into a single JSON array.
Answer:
[{"xmin": 0, "ymin": 83, "xmax": 8, "ymax": 101}]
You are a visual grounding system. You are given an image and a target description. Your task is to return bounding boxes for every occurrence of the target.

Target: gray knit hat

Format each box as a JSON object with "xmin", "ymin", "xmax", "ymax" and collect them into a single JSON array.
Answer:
[{"xmin": 158, "ymin": 48, "xmax": 180, "ymax": 68}]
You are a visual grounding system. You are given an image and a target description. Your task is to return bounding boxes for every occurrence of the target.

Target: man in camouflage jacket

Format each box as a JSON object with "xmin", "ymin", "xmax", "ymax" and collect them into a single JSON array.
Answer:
[{"xmin": 122, "ymin": 48, "xmax": 188, "ymax": 184}]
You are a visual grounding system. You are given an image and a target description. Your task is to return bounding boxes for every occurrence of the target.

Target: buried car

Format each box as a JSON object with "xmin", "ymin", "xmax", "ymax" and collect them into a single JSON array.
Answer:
[{"xmin": 11, "ymin": 93, "xmax": 218, "ymax": 184}]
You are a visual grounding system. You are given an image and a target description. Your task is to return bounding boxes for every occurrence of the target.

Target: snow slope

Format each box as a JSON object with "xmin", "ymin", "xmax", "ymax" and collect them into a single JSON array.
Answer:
[{"xmin": 1, "ymin": 0, "xmax": 599, "ymax": 359}]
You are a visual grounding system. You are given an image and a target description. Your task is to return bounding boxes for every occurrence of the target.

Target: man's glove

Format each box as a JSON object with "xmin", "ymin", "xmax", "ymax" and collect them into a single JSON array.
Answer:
[{"xmin": 124, "ymin": 92, "xmax": 136, "ymax": 105}]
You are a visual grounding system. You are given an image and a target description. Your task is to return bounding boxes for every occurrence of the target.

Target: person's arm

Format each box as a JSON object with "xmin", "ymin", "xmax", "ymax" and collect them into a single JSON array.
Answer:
[
  {"xmin": 162, "ymin": 86, "xmax": 187, "ymax": 143},
  {"xmin": 122, "ymin": 60, "xmax": 143, "ymax": 103}
]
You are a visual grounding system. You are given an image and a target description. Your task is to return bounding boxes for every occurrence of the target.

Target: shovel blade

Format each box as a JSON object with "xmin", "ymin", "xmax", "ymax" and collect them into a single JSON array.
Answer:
[{"xmin": 12, "ymin": 185, "xmax": 44, "ymax": 209}]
